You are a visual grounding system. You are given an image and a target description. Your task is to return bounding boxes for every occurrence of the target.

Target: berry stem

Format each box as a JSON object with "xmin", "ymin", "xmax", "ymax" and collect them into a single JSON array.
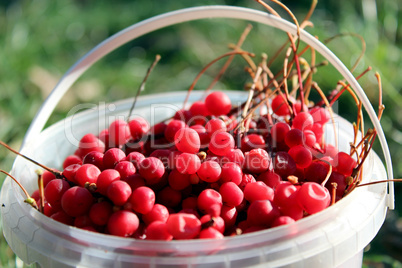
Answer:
[
  {"xmin": 204, "ymin": 24, "xmax": 253, "ymax": 95},
  {"xmin": 183, "ymin": 50, "xmax": 255, "ymax": 108},
  {"xmin": 0, "ymin": 169, "xmax": 38, "ymax": 210},
  {"xmin": 0, "ymin": 140, "xmax": 63, "ymax": 178},
  {"xmin": 127, "ymin": 54, "xmax": 161, "ymax": 121}
]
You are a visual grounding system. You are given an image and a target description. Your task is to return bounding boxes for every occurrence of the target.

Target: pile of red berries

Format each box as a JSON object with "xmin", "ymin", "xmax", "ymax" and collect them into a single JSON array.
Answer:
[{"xmin": 31, "ymin": 91, "xmax": 357, "ymax": 240}]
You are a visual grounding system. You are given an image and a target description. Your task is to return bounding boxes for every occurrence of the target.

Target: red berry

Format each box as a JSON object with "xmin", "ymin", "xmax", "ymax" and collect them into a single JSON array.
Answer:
[
  {"xmin": 220, "ymin": 162, "xmax": 243, "ymax": 185},
  {"xmin": 107, "ymin": 210, "xmax": 139, "ymax": 237},
  {"xmin": 138, "ymin": 157, "xmax": 165, "ymax": 184},
  {"xmin": 166, "ymin": 213, "xmax": 201, "ymax": 240},
  {"xmin": 292, "ymin": 112, "xmax": 314, "ymax": 131},
  {"xmin": 271, "ymin": 94, "xmax": 291, "ymax": 116},
  {"xmin": 219, "ymin": 182, "xmax": 244, "ymax": 207},
  {"xmin": 61, "ymin": 186, "xmax": 94, "ymax": 217},
  {"xmin": 175, "ymin": 153, "xmax": 201, "ymax": 175},
  {"xmin": 145, "ymin": 221, "xmax": 173, "ymax": 240},
  {"xmin": 244, "ymin": 181, "xmax": 274, "ymax": 202},
  {"xmin": 108, "ymin": 119, "xmax": 131, "ymax": 146},
  {"xmin": 244, "ymin": 148, "xmax": 272, "ymax": 174},
  {"xmin": 197, "ymin": 160, "xmax": 221, "ymax": 183},
  {"xmin": 107, "ymin": 180, "xmax": 132, "ymax": 206},
  {"xmin": 271, "ymin": 122, "xmax": 291, "ymax": 144},
  {"xmin": 128, "ymin": 117, "xmax": 149, "ymax": 141},
  {"xmin": 44, "ymin": 179, "xmax": 70, "ymax": 211},
  {"xmin": 103, "ymin": 148, "xmax": 126, "ymax": 170},
  {"xmin": 197, "ymin": 189, "xmax": 222, "ymax": 217},
  {"xmin": 174, "ymin": 127, "xmax": 200, "ymax": 154},
  {"xmin": 205, "ymin": 91, "xmax": 232, "ymax": 116},
  {"xmin": 247, "ymin": 200, "xmax": 280, "ymax": 227},
  {"xmin": 74, "ymin": 164, "xmax": 101, "ymax": 187},
  {"xmin": 209, "ymin": 132, "xmax": 235, "ymax": 156},
  {"xmin": 165, "ymin": 120, "xmax": 187, "ymax": 143},
  {"xmin": 288, "ymin": 145, "xmax": 312, "ymax": 169},
  {"xmin": 130, "ymin": 186, "xmax": 155, "ymax": 214},
  {"xmin": 297, "ymin": 182, "xmax": 330, "ymax": 215}
]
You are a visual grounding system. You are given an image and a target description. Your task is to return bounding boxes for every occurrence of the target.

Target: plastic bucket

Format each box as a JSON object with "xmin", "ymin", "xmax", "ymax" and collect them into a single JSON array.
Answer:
[{"xmin": 1, "ymin": 5, "xmax": 394, "ymax": 268}]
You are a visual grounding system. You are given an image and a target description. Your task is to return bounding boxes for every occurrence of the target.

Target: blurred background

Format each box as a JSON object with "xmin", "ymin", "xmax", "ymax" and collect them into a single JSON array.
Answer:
[{"xmin": 0, "ymin": 0, "xmax": 401, "ymax": 267}]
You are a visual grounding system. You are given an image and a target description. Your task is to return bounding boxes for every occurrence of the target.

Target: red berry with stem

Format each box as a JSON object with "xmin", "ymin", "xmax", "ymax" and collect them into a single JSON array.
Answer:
[
  {"xmin": 108, "ymin": 119, "xmax": 131, "ymax": 147},
  {"xmin": 197, "ymin": 160, "xmax": 221, "ymax": 183},
  {"xmin": 205, "ymin": 91, "xmax": 232, "ymax": 116},
  {"xmin": 303, "ymin": 130, "xmax": 317, "ymax": 148},
  {"xmin": 174, "ymin": 127, "xmax": 200, "ymax": 154},
  {"xmin": 107, "ymin": 180, "xmax": 132, "ymax": 206},
  {"xmin": 129, "ymin": 186, "xmax": 155, "ymax": 214},
  {"xmin": 74, "ymin": 164, "xmax": 101, "ymax": 187},
  {"xmin": 209, "ymin": 131, "xmax": 235, "ymax": 156},
  {"xmin": 166, "ymin": 213, "xmax": 201, "ymax": 240},
  {"xmin": 297, "ymin": 182, "xmax": 330, "ymax": 215},
  {"xmin": 107, "ymin": 210, "xmax": 139, "ymax": 237},
  {"xmin": 61, "ymin": 186, "xmax": 94, "ymax": 217}
]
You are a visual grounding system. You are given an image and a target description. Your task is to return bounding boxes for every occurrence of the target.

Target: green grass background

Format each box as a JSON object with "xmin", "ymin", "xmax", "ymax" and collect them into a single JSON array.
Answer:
[{"xmin": 0, "ymin": 0, "xmax": 401, "ymax": 267}]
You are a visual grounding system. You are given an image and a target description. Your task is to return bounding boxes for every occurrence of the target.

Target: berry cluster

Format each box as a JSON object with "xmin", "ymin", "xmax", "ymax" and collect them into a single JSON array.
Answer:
[{"xmin": 30, "ymin": 90, "xmax": 358, "ymax": 240}]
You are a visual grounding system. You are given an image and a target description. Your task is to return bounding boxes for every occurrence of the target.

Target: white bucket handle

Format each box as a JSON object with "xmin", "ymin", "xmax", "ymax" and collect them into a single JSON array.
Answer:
[{"xmin": 21, "ymin": 5, "xmax": 394, "ymax": 209}]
